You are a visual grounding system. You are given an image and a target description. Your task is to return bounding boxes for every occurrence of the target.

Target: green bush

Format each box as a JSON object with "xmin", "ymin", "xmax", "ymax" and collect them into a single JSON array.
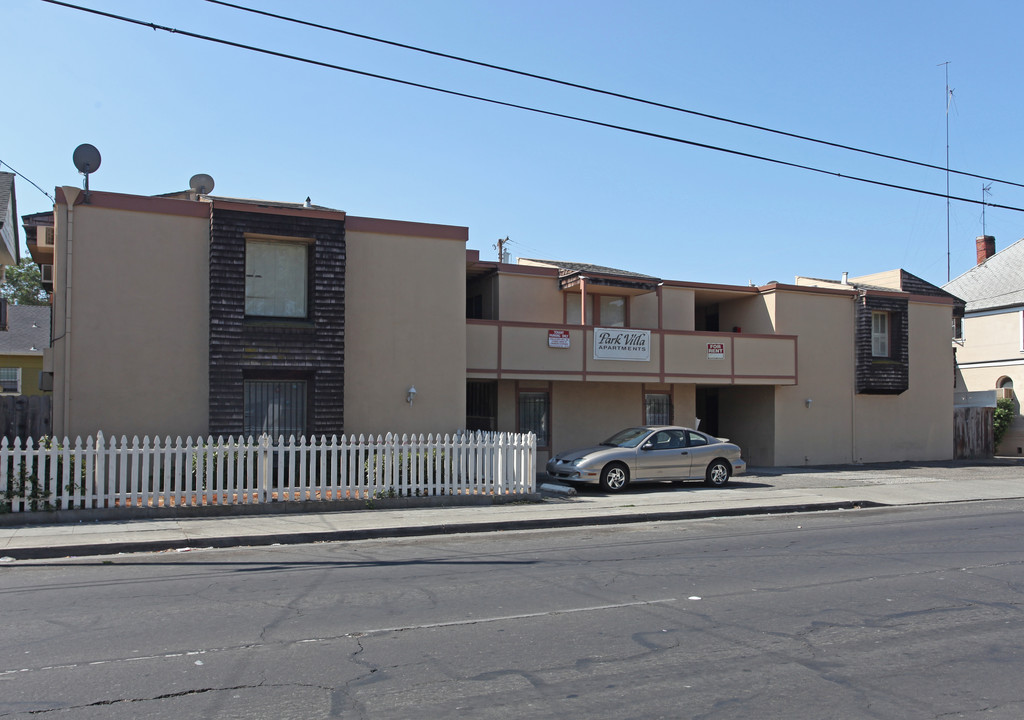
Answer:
[{"xmin": 994, "ymin": 397, "xmax": 1016, "ymax": 450}]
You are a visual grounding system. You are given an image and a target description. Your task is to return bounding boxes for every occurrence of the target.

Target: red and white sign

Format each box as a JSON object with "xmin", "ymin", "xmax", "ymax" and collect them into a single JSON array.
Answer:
[
  {"xmin": 707, "ymin": 342, "xmax": 725, "ymax": 359},
  {"xmin": 548, "ymin": 329, "xmax": 571, "ymax": 349}
]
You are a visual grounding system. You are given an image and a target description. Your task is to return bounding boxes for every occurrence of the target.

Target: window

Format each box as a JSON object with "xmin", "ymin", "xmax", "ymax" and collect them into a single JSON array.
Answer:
[
  {"xmin": 245, "ymin": 240, "xmax": 308, "ymax": 318},
  {"xmin": 686, "ymin": 430, "xmax": 709, "ymax": 447},
  {"xmin": 565, "ymin": 294, "xmax": 628, "ymax": 326},
  {"xmin": 466, "ymin": 380, "xmax": 497, "ymax": 431},
  {"xmin": 518, "ymin": 391, "xmax": 550, "ymax": 447},
  {"xmin": 243, "ymin": 379, "xmax": 307, "ymax": 439},
  {"xmin": 953, "ymin": 316, "xmax": 964, "ymax": 342},
  {"xmin": 644, "ymin": 393, "xmax": 672, "ymax": 425},
  {"xmin": 565, "ymin": 293, "xmax": 591, "ymax": 325},
  {"xmin": 0, "ymin": 367, "xmax": 20, "ymax": 394},
  {"xmin": 599, "ymin": 296, "xmax": 626, "ymax": 327},
  {"xmin": 871, "ymin": 311, "xmax": 889, "ymax": 357}
]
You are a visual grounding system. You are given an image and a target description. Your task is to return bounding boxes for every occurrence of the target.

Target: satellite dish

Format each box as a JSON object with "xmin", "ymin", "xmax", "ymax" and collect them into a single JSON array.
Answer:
[
  {"xmin": 189, "ymin": 173, "xmax": 215, "ymax": 195},
  {"xmin": 72, "ymin": 144, "xmax": 101, "ymax": 175}
]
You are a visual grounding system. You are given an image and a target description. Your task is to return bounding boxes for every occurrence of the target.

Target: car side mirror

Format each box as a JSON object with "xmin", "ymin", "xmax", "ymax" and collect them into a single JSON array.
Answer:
[{"xmin": 642, "ymin": 441, "xmax": 654, "ymax": 450}]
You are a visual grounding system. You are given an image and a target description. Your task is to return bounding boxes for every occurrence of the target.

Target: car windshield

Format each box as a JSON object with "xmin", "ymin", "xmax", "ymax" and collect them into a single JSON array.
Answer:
[{"xmin": 601, "ymin": 427, "xmax": 651, "ymax": 448}]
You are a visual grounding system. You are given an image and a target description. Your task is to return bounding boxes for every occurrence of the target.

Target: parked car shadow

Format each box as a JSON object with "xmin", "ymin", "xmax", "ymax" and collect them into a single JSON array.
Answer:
[{"xmin": 549, "ymin": 478, "xmax": 775, "ymax": 496}]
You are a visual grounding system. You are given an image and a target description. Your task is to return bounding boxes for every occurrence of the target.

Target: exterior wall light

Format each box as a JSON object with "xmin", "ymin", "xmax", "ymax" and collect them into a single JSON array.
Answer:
[
  {"xmin": 407, "ymin": 386, "xmax": 417, "ymax": 406},
  {"xmin": 805, "ymin": 398, "xmax": 812, "ymax": 408}
]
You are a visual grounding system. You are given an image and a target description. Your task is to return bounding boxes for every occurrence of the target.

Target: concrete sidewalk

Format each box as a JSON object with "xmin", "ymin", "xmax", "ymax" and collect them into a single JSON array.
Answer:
[{"xmin": 2, "ymin": 462, "xmax": 1023, "ymax": 561}]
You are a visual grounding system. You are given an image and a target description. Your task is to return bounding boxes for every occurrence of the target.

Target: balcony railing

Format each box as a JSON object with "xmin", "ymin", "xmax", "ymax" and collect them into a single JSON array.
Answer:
[{"xmin": 468, "ymin": 321, "xmax": 797, "ymax": 385}]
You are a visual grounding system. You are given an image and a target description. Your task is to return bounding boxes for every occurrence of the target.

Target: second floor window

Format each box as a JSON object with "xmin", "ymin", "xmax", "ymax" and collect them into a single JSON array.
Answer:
[
  {"xmin": 871, "ymin": 311, "xmax": 889, "ymax": 357},
  {"xmin": 245, "ymin": 240, "xmax": 308, "ymax": 318},
  {"xmin": 599, "ymin": 296, "xmax": 626, "ymax": 327}
]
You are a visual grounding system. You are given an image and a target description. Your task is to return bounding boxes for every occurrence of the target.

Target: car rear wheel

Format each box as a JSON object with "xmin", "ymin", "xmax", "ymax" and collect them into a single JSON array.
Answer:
[
  {"xmin": 705, "ymin": 459, "xmax": 731, "ymax": 486},
  {"xmin": 600, "ymin": 462, "xmax": 630, "ymax": 492}
]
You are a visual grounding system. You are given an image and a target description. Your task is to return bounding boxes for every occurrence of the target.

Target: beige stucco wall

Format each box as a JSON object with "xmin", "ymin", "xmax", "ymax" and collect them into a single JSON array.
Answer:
[
  {"xmin": 720, "ymin": 295, "xmax": 776, "ymax": 334},
  {"xmin": 345, "ymin": 227, "xmax": 466, "ymax": 436},
  {"xmin": 631, "ymin": 290, "xmax": 658, "ymax": 328},
  {"xmin": 770, "ymin": 288, "xmax": 857, "ymax": 465},
  {"xmin": 52, "ymin": 188, "xmax": 210, "ymax": 440},
  {"xmin": 660, "ymin": 287, "xmax": 695, "ymax": 331},
  {"xmin": 852, "ymin": 300, "xmax": 954, "ymax": 462},
  {"xmin": 768, "ymin": 288, "xmax": 954, "ymax": 465},
  {"xmin": 497, "ymin": 272, "xmax": 564, "ymax": 324}
]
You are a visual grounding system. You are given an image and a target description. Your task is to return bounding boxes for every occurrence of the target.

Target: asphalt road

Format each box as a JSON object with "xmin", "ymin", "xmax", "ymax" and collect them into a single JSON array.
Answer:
[{"xmin": 2, "ymin": 500, "xmax": 1023, "ymax": 719}]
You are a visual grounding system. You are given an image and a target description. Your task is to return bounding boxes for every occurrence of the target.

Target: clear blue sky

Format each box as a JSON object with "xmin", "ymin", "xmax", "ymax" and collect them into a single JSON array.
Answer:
[{"xmin": 4, "ymin": 0, "xmax": 1023, "ymax": 288}]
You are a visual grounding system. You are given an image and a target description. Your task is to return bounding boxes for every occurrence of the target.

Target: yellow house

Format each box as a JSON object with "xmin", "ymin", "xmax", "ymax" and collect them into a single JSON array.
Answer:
[
  {"xmin": 945, "ymin": 235, "xmax": 1024, "ymax": 455},
  {"xmin": 0, "ymin": 305, "xmax": 50, "ymax": 397}
]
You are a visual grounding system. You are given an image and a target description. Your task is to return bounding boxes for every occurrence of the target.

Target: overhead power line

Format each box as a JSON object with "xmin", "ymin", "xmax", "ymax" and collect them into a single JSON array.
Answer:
[
  {"xmin": 0, "ymin": 160, "xmax": 55, "ymax": 203},
  {"xmin": 209, "ymin": 0, "xmax": 1024, "ymax": 193},
  {"xmin": 37, "ymin": 0, "xmax": 1024, "ymax": 214}
]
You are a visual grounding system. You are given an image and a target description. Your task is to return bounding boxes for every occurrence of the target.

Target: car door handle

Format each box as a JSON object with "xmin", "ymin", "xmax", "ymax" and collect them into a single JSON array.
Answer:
[{"xmin": 680, "ymin": 451, "xmax": 688, "ymax": 455}]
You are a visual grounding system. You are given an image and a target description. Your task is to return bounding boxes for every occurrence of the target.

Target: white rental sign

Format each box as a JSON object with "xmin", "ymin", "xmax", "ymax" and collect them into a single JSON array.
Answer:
[{"xmin": 594, "ymin": 328, "xmax": 651, "ymax": 361}]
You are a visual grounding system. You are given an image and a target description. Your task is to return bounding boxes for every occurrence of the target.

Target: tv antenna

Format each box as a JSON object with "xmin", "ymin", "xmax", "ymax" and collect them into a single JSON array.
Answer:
[
  {"xmin": 189, "ymin": 173, "xmax": 215, "ymax": 197},
  {"xmin": 939, "ymin": 61, "xmax": 953, "ymax": 281},
  {"xmin": 982, "ymin": 182, "xmax": 992, "ymax": 235},
  {"xmin": 72, "ymin": 143, "xmax": 101, "ymax": 203}
]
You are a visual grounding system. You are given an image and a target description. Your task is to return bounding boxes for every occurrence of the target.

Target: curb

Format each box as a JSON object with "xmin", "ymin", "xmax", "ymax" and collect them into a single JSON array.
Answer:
[{"xmin": 1, "ymin": 499, "xmax": 885, "ymax": 561}]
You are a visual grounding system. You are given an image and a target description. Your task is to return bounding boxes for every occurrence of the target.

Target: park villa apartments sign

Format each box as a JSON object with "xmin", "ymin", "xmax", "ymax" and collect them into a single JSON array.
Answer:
[{"xmin": 594, "ymin": 328, "xmax": 651, "ymax": 361}]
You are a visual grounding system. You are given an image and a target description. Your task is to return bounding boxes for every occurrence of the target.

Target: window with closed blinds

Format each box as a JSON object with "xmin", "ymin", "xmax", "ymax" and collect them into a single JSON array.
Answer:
[
  {"xmin": 0, "ymin": 367, "xmax": 19, "ymax": 394},
  {"xmin": 871, "ymin": 311, "xmax": 889, "ymax": 357}
]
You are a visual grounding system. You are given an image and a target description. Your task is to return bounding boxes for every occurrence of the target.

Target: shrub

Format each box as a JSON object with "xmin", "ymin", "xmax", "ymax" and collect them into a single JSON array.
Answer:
[{"xmin": 993, "ymin": 397, "xmax": 1016, "ymax": 451}]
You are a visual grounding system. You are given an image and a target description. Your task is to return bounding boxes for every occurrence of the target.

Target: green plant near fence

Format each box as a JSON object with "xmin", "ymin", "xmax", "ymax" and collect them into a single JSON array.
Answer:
[
  {"xmin": 994, "ymin": 397, "xmax": 1015, "ymax": 450},
  {"xmin": 361, "ymin": 448, "xmax": 453, "ymax": 496},
  {"xmin": 1, "ymin": 437, "xmax": 85, "ymax": 512}
]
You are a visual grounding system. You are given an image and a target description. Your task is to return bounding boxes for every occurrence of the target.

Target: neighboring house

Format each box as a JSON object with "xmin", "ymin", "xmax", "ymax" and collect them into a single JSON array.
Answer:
[
  {"xmin": 41, "ymin": 184, "xmax": 467, "ymax": 441},
  {"xmin": 33, "ymin": 178, "xmax": 960, "ymax": 466},
  {"xmin": 0, "ymin": 172, "xmax": 21, "ymax": 270},
  {"xmin": 467, "ymin": 258, "xmax": 959, "ymax": 466},
  {"xmin": 0, "ymin": 305, "xmax": 50, "ymax": 396},
  {"xmin": 945, "ymin": 235, "xmax": 1024, "ymax": 455}
]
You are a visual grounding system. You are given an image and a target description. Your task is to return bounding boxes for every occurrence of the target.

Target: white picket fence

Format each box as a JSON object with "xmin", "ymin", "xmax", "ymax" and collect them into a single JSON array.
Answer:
[{"xmin": 0, "ymin": 431, "xmax": 536, "ymax": 513}]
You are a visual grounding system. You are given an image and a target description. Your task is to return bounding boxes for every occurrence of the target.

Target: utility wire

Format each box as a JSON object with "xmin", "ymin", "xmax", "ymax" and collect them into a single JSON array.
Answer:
[
  {"xmin": 37, "ymin": 0, "xmax": 1024, "ymax": 213},
  {"xmin": 0, "ymin": 160, "xmax": 55, "ymax": 203},
  {"xmin": 209, "ymin": 0, "xmax": 1024, "ymax": 192}
]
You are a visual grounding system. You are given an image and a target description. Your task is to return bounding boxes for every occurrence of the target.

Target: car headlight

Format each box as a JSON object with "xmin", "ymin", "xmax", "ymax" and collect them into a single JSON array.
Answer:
[{"xmin": 571, "ymin": 458, "xmax": 586, "ymax": 466}]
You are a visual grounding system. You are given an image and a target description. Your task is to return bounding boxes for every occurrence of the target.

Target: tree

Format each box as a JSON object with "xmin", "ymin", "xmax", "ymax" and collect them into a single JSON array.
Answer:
[{"xmin": 1, "ymin": 258, "xmax": 48, "ymax": 305}]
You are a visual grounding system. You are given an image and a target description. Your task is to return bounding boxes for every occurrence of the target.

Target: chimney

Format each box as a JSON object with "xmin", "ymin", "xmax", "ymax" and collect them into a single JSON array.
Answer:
[{"xmin": 976, "ymin": 235, "xmax": 996, "ymax": 265}]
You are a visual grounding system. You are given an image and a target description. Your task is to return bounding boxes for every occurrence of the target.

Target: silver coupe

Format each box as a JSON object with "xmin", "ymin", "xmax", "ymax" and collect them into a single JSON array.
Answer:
[{"xmin": 545, "ymin": 426, "xmax": 746, "ymax": 492}]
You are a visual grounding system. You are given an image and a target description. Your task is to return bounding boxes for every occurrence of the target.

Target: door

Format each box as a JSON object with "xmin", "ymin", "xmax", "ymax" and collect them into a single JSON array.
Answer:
[{"xmin": 635, "ymin": 429, "xmax": 691, "ymax": 479}]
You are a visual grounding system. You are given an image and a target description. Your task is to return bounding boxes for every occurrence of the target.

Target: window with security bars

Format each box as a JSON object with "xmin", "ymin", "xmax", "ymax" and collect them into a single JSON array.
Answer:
[
  {"xmin": 644, "ymin": 393, "xmax": 671, "ymax": 425},
  {"xmin": 518, "ymin": 391, "xmax": 550, "ymax": 447},
  {"xmin": 243, "ymin": 379, "xmax": 307, "ymax": 439},
  {"xmin": 0, "ymin": 367, "xmax": 20, "ymax": 394}
]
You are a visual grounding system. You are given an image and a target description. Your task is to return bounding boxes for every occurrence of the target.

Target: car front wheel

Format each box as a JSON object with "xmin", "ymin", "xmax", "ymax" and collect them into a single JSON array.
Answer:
[
  {"xmin": 705, "ymin": 460, "xmax": 731, "ymax": 486},
  {"xmin": 600, "ymin": 462, "xmax": 630, "ymax": 492}
]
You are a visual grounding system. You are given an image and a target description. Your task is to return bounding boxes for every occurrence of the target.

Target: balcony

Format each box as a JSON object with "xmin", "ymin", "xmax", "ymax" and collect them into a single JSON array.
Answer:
[{"xmin": 467, "ymin": 321, "xmax": 797, "ymax": 385}]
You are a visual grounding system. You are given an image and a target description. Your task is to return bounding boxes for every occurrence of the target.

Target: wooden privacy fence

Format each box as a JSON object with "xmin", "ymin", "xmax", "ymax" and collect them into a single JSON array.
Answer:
[{"xmin": 0, "ymin": 431, "xmax": 537, "ymax": 513}]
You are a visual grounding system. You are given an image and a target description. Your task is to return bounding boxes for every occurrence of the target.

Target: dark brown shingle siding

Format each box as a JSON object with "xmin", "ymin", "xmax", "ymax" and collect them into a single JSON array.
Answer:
[{"xmin": 209, "ymin": 208, "xmax": 345, "ymax": 437}]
